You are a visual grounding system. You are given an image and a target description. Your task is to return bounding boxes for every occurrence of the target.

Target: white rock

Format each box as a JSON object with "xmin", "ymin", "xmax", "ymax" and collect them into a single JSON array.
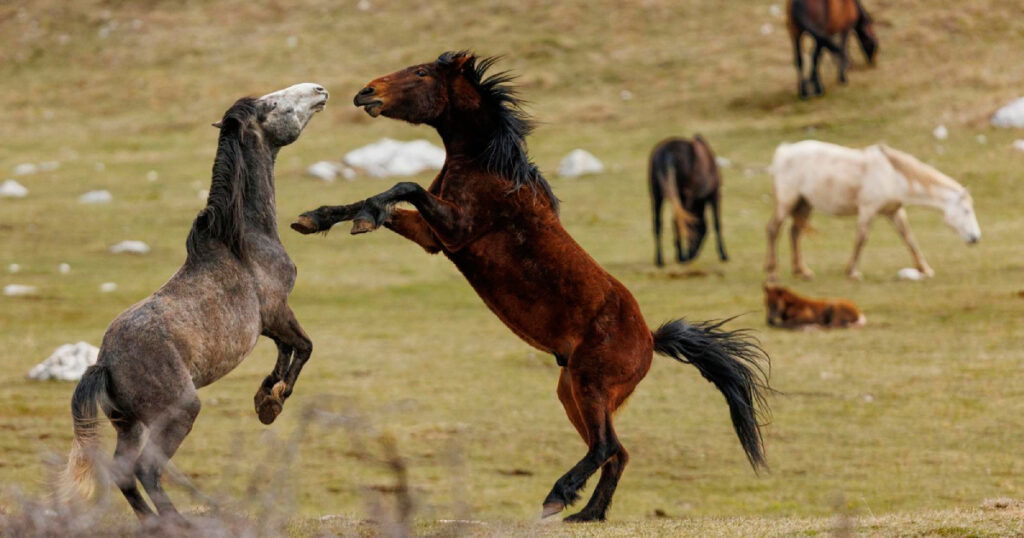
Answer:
[
  {"xmin": 932, "ymin": 125, "xmax": 948, "ymax": 140},
  {"xmin": 306, "ymin": 160, "xmax": 356, "ymax": 182},
  {"xmin": 991, "ymin": 97, "xmax": 1024, "ymax": 128},
  {"xmin": 286, "ymin": 35, "xmax": 298, "ymax": 48},
  {"xmin": 897, "ymin": 267, "xmax": 926, "ymax": 281},
  {"xmin": 58, "ymin": 263, "xmax": 71, "ymax": 274},
  {"xmin": 146, "ymin": 170, "xmax": 159, "ymax": 182},
  {"xmin": 4, "ymin": 284, "xmax": 38, "ymax": 296},
  {"xmin": 13, "ymin": 163, "xmax": 38, "ymax": 175},
  {"xmin": 8, "ymin": 263, "xmax": 20, "ymax": 273},
  {"xmin": 557, "ymin": 149, "xmax": 605, "ymax": 178},
  {"xmin": 94, "ymin": 162, "xmax": 106, "ymax": 172},
  {"xmin": 715, "ymin": 156, "xmax": 733, "ymax": 168},
  {"xmin": 357, "ymin": 0, "xmax": 372, "ymax": 10},
  {"xmin": 39, "ymin": 161, "xmax": 60, "ymax": 172},
  {"xmin": 1012, "ymin": 140, "xmax": 1024, "ymax": 153},
  {"xmin": 976, "ymin": 134, "xmax": 987, "ymax": 144},
  {"xmin": 27, "ymin": 342, "xmax": 100, "ymax": 381},
  {"xmin": 109, "ymin": 240, "xmax": 150, "ymax": 254},
  {"xmin": 99, "ymin": 282, "xmax": 118, "ymax": 293},
  {"xmin": 79, "ymin": 190, "xmax": 112, "ymax": 204},
  {"xmin": 760, "ymin": 23, "xmax": 774, "ymax": 36},
  {"xmin": 0, "ymin": 179, "xmax": 28, "ymax": 198},
  {"xmin": 343, "ymin": 138, "xmax": 446, "ymax": 178},
  {"xmin": 619, "ymin": 90, "xmax": 634, "ymax": 101},
  {"xmin": 769, "ymin": 4, "xmax": 783, "ymax": 17}
]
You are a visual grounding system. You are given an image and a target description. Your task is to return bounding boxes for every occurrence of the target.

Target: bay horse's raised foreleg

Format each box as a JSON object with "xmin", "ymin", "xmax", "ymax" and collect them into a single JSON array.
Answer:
[
  {"xmin": 888, "ymin": 208, "xmax": 934, "ymax": 277},
  {"xmin": 255, "ymin": 308, "xmax": 313, "ymax": 425},
  {"xmin": 383, "ymin": 209, "xmax": 443, "ymax": 253},
  {"xmin": 350, "ymin": 182, "xmax": 486, "ymax": 252},
  {"xmin": 291, "ymin": 202, "xmax": 365, "ymax": 235}
]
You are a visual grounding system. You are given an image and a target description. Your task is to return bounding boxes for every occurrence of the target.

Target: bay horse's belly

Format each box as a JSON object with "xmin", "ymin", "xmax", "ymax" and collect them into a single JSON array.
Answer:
[{"xmin": 447, "ymin": 225, "xmax": 645, "ymax": 357}]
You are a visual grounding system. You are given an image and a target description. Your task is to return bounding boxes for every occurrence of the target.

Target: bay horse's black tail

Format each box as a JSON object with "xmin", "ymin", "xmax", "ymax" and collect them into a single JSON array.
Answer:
[{"xmin": 653, "ymin": 318, "xmax": 770, "ymax": 470}]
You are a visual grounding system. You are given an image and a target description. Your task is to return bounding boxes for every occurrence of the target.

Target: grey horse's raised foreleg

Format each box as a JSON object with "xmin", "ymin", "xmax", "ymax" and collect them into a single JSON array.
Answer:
[{"xmin": 254, "ymin": 308, "xmax": 313, "ymax": 425}]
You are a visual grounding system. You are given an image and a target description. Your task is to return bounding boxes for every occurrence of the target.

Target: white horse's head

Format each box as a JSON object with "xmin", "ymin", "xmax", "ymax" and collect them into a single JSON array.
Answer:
[
  {"xmin": 255, "ymin": 83, "xmax": 329, "ymax": 147},
  {"xmin": 944, "ymin": 189, "xmax": 981, "ymax": 244}
]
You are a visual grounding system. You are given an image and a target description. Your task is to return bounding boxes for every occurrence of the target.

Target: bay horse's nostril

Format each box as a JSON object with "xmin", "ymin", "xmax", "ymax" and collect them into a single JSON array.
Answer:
[{"xmin": 358, "ymin": 86, "xmax": 375, "ymax": 96}]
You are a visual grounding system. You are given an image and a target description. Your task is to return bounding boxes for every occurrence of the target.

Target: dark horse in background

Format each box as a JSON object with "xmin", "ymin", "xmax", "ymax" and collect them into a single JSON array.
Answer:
[
  {"xmin": 788, "ymin": 0, "xmax": 878, "ymax": 97},
  {"xmin": 60, "ymin": 84, "xmax": 328, "ymax": 523},
  {"xmin": 292, "ymin": 52, "xmax": 770, "ymax": 522},
  {"xmin": 649, "ymin": 135, "xmax": 728, "ymax": 266}
]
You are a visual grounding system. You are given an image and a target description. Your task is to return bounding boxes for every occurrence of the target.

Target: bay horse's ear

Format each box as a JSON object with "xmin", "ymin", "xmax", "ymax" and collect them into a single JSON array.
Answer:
[{"xmin": 442, "ymin": 52, "xmax": 476, "ymax": 75}]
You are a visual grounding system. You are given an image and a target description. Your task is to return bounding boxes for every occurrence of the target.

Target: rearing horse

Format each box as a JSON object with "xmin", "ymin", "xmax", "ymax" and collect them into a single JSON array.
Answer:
[{"xmin": 292, "ymin": 52, "xmax": 770, "ymax": 522}]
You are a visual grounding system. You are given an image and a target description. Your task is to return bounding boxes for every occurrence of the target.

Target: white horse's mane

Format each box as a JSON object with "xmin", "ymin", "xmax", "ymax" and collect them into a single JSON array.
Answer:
[{"xmin": 876, "ymin": 144, "xmax": 964, "ymax": 194}]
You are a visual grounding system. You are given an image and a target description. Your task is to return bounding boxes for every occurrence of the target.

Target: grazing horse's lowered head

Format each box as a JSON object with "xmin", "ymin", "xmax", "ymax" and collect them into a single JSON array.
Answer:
[
  {"xmin": 943, "ymin": 189, "xmax": 981, "ymax": 244},
  {"xmin": 854, "ymin": 1, "xmax": 879, "ymax": 64}
]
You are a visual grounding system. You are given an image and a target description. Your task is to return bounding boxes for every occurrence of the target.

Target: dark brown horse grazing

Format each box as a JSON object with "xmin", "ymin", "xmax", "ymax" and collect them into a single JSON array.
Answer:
[
  {"xmin": 649, "ymin": 135, "xmax": 727, "ymax": 266},
  {"xmin": 60, "ymin": 84, "xmax": 327, "ymax": 523},
  {"xmin": 291, "ymin": 52, "xmax": 770, "ymax": 522},
  {"xmin": 788, "ymin": 0, "xmax": 878, "ymax": 97}
]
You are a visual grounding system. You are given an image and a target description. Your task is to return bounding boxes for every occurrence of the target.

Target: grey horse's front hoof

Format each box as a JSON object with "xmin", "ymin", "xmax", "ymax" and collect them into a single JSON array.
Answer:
[{"xmin": 255, "ymin": 381, "xmax": 287, "ymax": 425}]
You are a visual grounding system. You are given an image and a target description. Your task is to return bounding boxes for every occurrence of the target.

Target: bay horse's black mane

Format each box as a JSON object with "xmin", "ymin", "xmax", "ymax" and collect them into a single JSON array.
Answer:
[
  {"xmin": 186, "ymin": 97, "xmax": 270, "ymax": 261},
  {"xmin": 438, "ymin": 51, "xmax": 559, "ymax": 213}
]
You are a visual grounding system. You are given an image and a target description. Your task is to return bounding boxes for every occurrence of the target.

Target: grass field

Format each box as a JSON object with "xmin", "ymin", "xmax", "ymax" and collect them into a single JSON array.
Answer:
[{"xmin": 2, "ymin": 0, "xmax": 1023, "ymax": 535}]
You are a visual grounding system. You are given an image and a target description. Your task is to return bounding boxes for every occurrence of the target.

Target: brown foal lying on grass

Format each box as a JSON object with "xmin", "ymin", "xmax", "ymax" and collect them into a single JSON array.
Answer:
[{"xmin": 764, "ymin": 284, "xmax": 865, "ymax": 330}]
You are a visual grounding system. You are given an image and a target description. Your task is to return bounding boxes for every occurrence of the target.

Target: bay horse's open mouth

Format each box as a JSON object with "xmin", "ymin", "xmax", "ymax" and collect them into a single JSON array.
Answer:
[{"xmin": 353, "ymin": 93, "xmax": 383, "ymax": 117}]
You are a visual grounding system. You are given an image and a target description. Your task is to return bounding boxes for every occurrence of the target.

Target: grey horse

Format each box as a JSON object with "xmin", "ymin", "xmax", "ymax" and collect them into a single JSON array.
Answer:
[{"xmin": 59, "ymin": 83, "xmax": 328, "ymax": 523}]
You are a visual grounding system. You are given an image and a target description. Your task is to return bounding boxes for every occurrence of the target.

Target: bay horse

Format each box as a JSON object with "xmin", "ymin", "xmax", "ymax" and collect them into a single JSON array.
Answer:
[
  {"xmin": 788, "ymin": 0, "xmax": 878, "ymax": 97},
  {"xmin": 765, "ymin": 140, "xmax": 981, "ymax": 281},
  {"xmin": 649, "ymin": 135, "xmax": 728, "ymax": 266},
  {"xmin": 764, "ymin": 285, "xmax": 865, "ymax": 330},
  {"xmin": 291, "ymin": 52, "xmax": 770, "ymax": 522},
  {"xmin": 59, "ymin": 83, "xmax": 328, "ymax": 523}
]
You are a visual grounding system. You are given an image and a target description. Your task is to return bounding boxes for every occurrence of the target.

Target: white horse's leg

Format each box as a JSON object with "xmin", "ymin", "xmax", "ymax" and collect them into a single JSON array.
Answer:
[
  {"xmin": 765, "ymin": 203, "xmax": 791, "ymax": 281},
  {"xmin": 888, "ymin": 208, "xmax": 934, "ymax": 277},
  {"xmin": 845, "ymin": 210, "xmax": 876, "ymax": 280},
  {"xmin": 790, "ymin": 199, "xmax": 814, "ymax": 279}
]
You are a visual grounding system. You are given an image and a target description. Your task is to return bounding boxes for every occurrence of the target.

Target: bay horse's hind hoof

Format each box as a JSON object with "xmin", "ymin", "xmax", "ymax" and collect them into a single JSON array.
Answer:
[
  {"xmin": 350, "ymin": 218, "xmax": 377, "ymax": 235},
  {"xmin": 255, "ymin": 381, "xmax": 287, "ymax": 425},
  {"xmin": 540, "ymin": 501, "xmax": 565, "ymax": 519},
  {"xmin": 290, "ymin": 215, "xmax": 319, "ymax": 235}
]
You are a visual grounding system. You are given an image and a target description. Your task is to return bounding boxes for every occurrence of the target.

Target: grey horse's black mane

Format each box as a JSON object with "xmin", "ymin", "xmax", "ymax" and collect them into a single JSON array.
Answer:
[
  {"xmin": 186, "ymin": 97, "xmax": 270, "ymax": 261},
  {"xmin": 438, "ymin": 51, "xmax": 559, "ymax": 213}
]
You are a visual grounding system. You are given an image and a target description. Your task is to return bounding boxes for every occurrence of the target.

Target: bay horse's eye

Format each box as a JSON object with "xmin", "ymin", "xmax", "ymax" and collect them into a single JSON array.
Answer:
[{"xmin": 415, "ymin": 69, "xmax": 428, "ymax": 77}]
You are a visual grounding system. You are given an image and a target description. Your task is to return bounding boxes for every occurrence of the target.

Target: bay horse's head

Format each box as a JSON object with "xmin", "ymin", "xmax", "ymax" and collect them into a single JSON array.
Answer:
[
  {"xmin": 855, "ymin": 10, "xmax": 879, "ymax": 64},
  {"xmin": 215, "ymin": 83, "xmax": 329, "ymax": 147},
  {"xmin": 353, "ymin": 51, "xmax": 495, "ymax": 124}
]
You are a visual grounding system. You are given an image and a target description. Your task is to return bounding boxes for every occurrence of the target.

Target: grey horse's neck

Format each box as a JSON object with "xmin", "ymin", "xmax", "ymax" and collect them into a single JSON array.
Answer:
[{"xmin": 243, "ymin": 148, "xmax": 279, "ymax": 240}]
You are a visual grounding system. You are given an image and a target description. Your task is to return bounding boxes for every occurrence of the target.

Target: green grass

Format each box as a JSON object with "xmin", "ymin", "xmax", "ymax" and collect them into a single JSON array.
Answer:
[{"xmin": 2, "ymin": 0, "xmax": 1024, "ymax": 535}]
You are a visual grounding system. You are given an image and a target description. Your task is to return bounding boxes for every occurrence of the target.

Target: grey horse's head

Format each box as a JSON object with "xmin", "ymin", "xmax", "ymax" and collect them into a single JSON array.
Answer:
[{"xmin": 255, "ymin": 83, "xmax": 329, "ymax": 147}]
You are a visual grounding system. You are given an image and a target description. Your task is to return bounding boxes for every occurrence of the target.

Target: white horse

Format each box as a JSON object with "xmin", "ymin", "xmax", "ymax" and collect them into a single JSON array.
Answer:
[{"xmin": 766, "ymin": 140, "xmax": 980, "ymax": 280}]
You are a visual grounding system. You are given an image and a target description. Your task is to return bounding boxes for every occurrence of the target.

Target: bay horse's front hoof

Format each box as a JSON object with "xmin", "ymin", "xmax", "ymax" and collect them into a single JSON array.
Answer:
[
  {"xmin": 255, "ymin": 381, "xmax": 287, "ymax": 425},
  {"xmin": 291, "ymin": 215, "xmax": 319, "ymax": 235},
  {"xmin": 540, "ymin": 501, "xmax": 565, "ymax": 519},
  {"xmin": 350, "ymin": 218, "xmax": 378, "ymax": 235}
]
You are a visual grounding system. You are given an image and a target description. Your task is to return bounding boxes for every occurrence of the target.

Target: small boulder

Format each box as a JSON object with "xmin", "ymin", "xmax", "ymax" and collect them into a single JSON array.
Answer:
[
  {"xmin": 897, "ymin": 267, "xmax": 926, "ymax": 281},
  {"xmin": 558, "ymin": 149, "xmax": 604, "ymax": 178},
  {"xmin": 109, "ymin": 240, "xmax": 151, "ymax": 254},
  {"xmin": 13, "ymin": 163, "xmax": 38, "ymax": 176},
  {"xmin": 992, "ymin": 97, "xmax": 1024, "ymax": 128},
  {"xmin": 27, "ymin": 342, "xmax": 100, "ymax": 381},
  {"xmin": 79, "ymin": 190, "xmax": 113, "ymax": 204},
  {"xmin": 0, "ymin": 179, "xmax": 28, "ymax": 198},
  {"xmin": 932, "ymin": 125, "xmax": 948, "ymax": 141},
  {"xmin": 4, "ymin": 284, "xmax": 38, "ymax": 296}
]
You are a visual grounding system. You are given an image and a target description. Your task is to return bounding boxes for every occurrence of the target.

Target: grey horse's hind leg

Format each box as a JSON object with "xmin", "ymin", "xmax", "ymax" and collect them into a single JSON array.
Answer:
[
  {"xmin": 111, "ymin": 417, "xmax": 155, "ymax": 520},
  {"xmin": 136, "ymin": 392, "xmax": 201, "ymax": 522},
  {"xmin": 255, "ymin": 307, "xmax": 312, "ymax": 424}
]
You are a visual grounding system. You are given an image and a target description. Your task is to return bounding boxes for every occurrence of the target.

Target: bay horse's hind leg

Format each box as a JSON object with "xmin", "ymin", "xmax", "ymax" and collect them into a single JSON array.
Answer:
[
  {"xmin": 543, "ymin": 367, "xmax": 636, "ymax": 522},
  {"xmin": 110, "ymin": 415, "xmax": 155, "ymax": 520},
  {"xmin": 136, "ymin": 390, "xmax": 201, "ymax": 523}
]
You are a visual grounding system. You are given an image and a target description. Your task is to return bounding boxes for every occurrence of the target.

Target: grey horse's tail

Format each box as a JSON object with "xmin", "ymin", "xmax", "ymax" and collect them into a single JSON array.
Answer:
[{"xmin": 58, "ymin": 364, "xmax": 110, "ymax": 501}]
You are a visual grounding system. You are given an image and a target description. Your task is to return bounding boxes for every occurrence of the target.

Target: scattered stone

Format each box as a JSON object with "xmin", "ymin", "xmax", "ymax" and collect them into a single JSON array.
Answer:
[
  {"xmin": 932, "ymin": 125, "xmax": 948, "ymax": 140},
  {"xmin": 619, "ymin": 89, "xmax": 634, "ymax": 101},
  {"xmin": 861, "ymin": 393, "xmax": 875, "ymax": 403},
  {"xmin": 99, "ymin": 282, "xmax": 118, "ymax": 293},
  {"xmin": 285, "ymin": 35, "xmax": 298, "ymax": 48},
  {"xmin": 1012, "ymin": 140, "xmax": 1024, "ymax": 153},
  {"xmin": 991, "ymin": 97, "xmax": 1024, "ymax": 128},
  {"xmin": 13, "ymin": 163, "xmax": 38, "ymax": 175},
  {"xmin": 58, "ymin": 263, "xmax": 71, "ymax": 274},
  {"xmin": 39, "ymin": 161, "xmax": 60, "ymax": 172},
  {"xmin": 307, "ymin": 160, "xmax": 356, "ymax": 182},
  {"xmin": 357, "ymin": 0, "xmax": 372, "ymax": 10},
  {"xmin": 897, "ymin": 267, "xmax": 926, "ymax": 281},
  {"xmin": 109, "ymin": 240, "xmax": 151, "ymax": 254},
  {"xmin": 976, "ymin": 134, "xmax": 987, "ymax": 144},
  {"xmin": 27, "ymin": 342, "xmax": 100, "ymax": 381},
  {"xmin": 769, "ymin": 4, "xmax": 783, "ymax": 17},
  {"xmin": 715, "ymin": 156, "xmax": 733, "ymax": 168},
  {"xmin": 4, "ymin": 284, "xmax": 38, "ymax": 297},
  {"xmin": 8, "ymin": 263, "xmax": 21, "ymax": 273},
  {"xmin": 146, "ymin": 170, "xmax": 159, "ymax": 182},
  {"xmin": 78, "ymin": 190, "xmax": 112, "ymax": 204},
  {"xmin": 94, "ymin": 162, "xmax": 106, "ymax": 172},
  {"xmin": 343, "ymin": 138, "xmax": 446, "ymax": 178},
  {"xmin": 557, "ymin": 149, "xmax": 604, "ymax": 178},
  {"xmin": 0, "ymin": 179, "xmax": 29, "ymax": 198},
  {"xmin": 760, "ymin": 23, "xmax": 774, "ymax": 36}
]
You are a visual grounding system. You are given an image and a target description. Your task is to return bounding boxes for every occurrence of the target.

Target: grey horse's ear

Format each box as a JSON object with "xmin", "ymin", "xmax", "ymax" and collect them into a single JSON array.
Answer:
[{"xmin": 211, "ymin": 121, "xmax": 223, "ymax": 129}]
